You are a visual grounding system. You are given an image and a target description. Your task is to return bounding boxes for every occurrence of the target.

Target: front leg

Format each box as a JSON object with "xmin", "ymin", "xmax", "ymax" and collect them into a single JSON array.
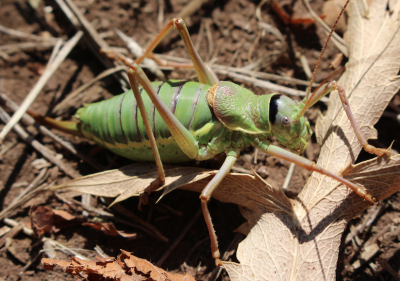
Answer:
[
  {"xmin": 330, "ymin": 81, "xmax": 391, "ymax": 156},
  {"xmin": 256, "ymin": 141, "xmax": 377, "ymax": 205},
  {"xmin": 297, "ymin": 81, "xmax": 391, "ymax": 157}
]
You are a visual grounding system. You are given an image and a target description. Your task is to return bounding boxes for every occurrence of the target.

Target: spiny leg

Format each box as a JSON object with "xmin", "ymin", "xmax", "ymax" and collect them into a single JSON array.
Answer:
[
  {"xmin": 200, "ymin": 148, "xmax": 240, "ymax": 266},
  {"xmin": 296, "ymin": 81, "xmax": 391, "ymax": 157},
  {"xmin": 257, "ymin": 142, "xmax": 377, "ymax": 205},
  {"xmin": 135, "ymin": 18, "xmax": 217, "ymax": 86}
]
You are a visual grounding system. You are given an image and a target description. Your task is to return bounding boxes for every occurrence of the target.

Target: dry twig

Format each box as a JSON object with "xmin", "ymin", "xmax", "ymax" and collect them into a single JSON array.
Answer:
[
  {"xmin": 0, "ymin": 106, "xmax": 81, "ymax": 179},
  {"xmin": 155, "ymin": 208, "xmax": 202, "ymax": 267},
  {"xmin": 0, "ymin": 31, "xmax": 83, "ymax": 141}
]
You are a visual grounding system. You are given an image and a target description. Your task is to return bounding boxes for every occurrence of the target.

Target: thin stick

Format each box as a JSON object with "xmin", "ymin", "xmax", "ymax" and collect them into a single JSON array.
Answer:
[
  {"xmin": 282, "ymin": 163, "xmax": 296, "ymax": 192},
  {"xmin": 228, "ymin": 38, "xmax": 246, "ymax": 66},
  {"xmin": 0, "ymin": 41, "xmax": 59, "ymax": 54},
  {"xmin": 219, "ymin": 70, "xmax": 328, "ymax": 101},
  {"xmin": 176, "ymin": 0, "xmax": 208, "ymax": 19},
  {"xmin": 158, "ymin": 0, "xmax": 165, "ymax": 32},
  {"xmin": 157, "ymin": 54, "xmax": 320, "ymax": 87},
  {"xmin": 148, "ymin": 197, "xmax": 183, "ymax": 216},
  {"xmin": 205, "ymin": 19, "xmax": 214, "ymax": 62},
  {"xmin": 52, "ymin": 65, "xmax": 126, "ymax": 113},
  {"xmin": 3, "ymin": 218, "xmax": 90, "ymax": 260},
  {"xmin": 194, "ymin": 20, "xmax": 205, "ymax": 52},
  {"xmin": 48, "ymin": 39, "xmax": 64, "ymax": 65},
  {"xmin": 0, "ymin": 138, "xmax": 17, "ymax": 157},
  {"xmin": 103, "ymin": 198, "xmax": 169, "ymax": 242},
  {"xmin": 114, "ymin": 28, "xmax": 165, "ymax": 80},
  {"xmin": 296, "ymin": 52, "xmax": 313, "ymax": 80},
  {"xmin": 184, "ymin": 236, "xmax": 209, "ymax": 262},
  {"xmin": 0, "ymin": 106, "xmax": 81, "ymax": 179},
  {"xmin": 0, "ymin": 31, "xmax": 84, "ymax": 141},
  {"xmin": 155, "ymin": 208, "xmax": 202, "ymax": 267},
  {"xmin": 0, "ymin": 50, "xmax": 9, "ymax": 60},
  {"xmin": 256, "ymin": 0, "xmax": 269, "ymax": 22},
  {"xmin": 60, "ymin": 195, "xmax": 168, "ymax": 242},
  {"xmin": 253, "ymin": 148, "xmax": 259, "ymax": 164},
  {"xmin": 0, "ymin": 223, "xmax": 24, "ymax": 248},
  {"xmin": 0, "ymin": 168, "xmax": 48, "ymax": 220},
  {"xmin": 0, "ymin": 24, "xmax": 59, "ymax": 42},
  {"xmin": 248, "ymin": 31, "xmax": 262, "ymax": 64},
  {"xmin": 0, "ymin": 94, "xmax": 104, "ymax": 171},
  {"xmin": 231, "ymin": 165, "xmax": 253, "ymax": 174},
  {"xmin": 94, "ymin": 245, "xmax": 109, "ymax": 258},
  {"xmin": 55, "ymin": 0, "xmax": 129, "ymax": 89},
  {"xmin": 242, "ymin": 51, "xmax": 282, "ymax": 71}
]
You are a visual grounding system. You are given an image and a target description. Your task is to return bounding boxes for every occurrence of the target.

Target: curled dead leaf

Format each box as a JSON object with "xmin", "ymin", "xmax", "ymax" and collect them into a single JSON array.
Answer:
[
  {"xmin": 42, "ymin": 250, "xmax": 196, "ymax": 281},
  {"xmin": 42, "ymin": 256, "xmax": 126, "ymax": 280},
  {"xmin": 30, "ymin": 205, "xmax": 79, "ymax": 238}
]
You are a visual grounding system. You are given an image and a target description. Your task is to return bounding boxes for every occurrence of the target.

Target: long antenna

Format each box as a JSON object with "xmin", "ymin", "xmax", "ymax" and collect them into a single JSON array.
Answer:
[{"xmin": 305, "ymin": 0, "xmax": 350, "ymax": 98}]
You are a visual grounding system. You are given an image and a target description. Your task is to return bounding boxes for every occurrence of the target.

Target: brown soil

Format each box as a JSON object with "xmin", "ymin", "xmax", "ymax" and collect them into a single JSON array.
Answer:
[{"xmin": 0, "ymin": 0, "xmax": 399, "ymax": 280}]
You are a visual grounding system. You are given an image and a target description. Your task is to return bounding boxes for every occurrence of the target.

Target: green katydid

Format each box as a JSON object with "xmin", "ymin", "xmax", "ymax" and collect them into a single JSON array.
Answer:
[{"xmin": 31, "ymin": 0, "xmax": 391, "ymax": 266}]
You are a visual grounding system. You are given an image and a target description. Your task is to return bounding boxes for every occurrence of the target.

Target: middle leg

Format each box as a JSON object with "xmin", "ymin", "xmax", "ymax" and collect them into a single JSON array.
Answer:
[
  {"xmin": 200, "ymin": 148, "xmax": 240, "ymax": 266},
  {"xmin": 296, "ymin": 81, "xmax": 391, "ymax": 157}
]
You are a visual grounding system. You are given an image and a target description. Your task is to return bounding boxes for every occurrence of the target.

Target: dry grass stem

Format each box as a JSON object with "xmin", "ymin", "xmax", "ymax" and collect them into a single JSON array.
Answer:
[
  {"xmin": 4, "ymin": 218, "xmax": 90, "ymax": 260},
  {"xmin": 0, "ymin": 41, "xmax": 60, "ymax": 54},
  {"xmin": 55, "ymin": 0, "xmax": 129, "ymax": 89},
  {"xmin": 0, "ymin": 31, "xmax": 83, "ymax": 141},
  {"xmin": 52, "ymin": 65, "xmax": 126, "ymax": 114},
  {"xmin": 0, "ymin": 24, "xmax": 59, "ymax": 42},
  {"xmin": 0, "ymin": 94, "xmax": 105, "ymax": 171},
  {"xmin": 114, "ymin": 28, "xmax": 165, "ymax": 80},
  {"xmin": 176, "ymin": 0, "xmax": 209, "ymax": 20},
  {"xmin": 157, "ymin": 53, "xmax": 320, "ymax": 87},
  {"xmin": 0, "ymin": 106, "xmax": 81, "ymax": 179},
  {"xmin": 155, "ymin": 208, "xmax": 202, "ymax": 267},
  {"xmin": 282, "ymin": 162, "xmax": 296, "ymax": 192},
  {"xmin": 0, "ymin": 168, "xmax": 49, "ymax": 220}
]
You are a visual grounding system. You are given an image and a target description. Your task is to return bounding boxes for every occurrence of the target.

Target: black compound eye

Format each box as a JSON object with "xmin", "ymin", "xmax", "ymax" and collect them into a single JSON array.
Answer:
[{"xmin": 281, "ymin": 116, "xmax": 291, "ymax": 127}]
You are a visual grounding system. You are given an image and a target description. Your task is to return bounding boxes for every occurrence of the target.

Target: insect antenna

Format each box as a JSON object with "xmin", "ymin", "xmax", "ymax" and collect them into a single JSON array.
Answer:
[{"xmin": 294, "ymin": 0, "xmax": 350, "ymax": 122}]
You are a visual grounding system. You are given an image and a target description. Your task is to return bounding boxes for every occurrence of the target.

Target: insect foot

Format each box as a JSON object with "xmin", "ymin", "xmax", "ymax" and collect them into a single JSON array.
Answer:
[{"xmin": 364, "ymin": 144, "xmax": 392, "ymax": 157}]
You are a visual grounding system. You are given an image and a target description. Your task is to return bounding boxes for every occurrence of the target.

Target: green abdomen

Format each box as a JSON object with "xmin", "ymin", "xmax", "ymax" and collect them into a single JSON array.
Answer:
[{"xmin": 76, "ymin": 80, "xmax": 222, "ymax": 163}]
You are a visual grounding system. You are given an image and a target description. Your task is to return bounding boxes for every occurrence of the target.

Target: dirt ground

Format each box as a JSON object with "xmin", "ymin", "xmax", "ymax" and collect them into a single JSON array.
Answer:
[{"xmin": 1, "ymin": 0, "xmax": 400, "ymax": 280}]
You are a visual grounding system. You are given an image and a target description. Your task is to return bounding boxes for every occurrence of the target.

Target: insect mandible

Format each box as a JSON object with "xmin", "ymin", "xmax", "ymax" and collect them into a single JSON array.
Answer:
[{"xmin": 32, "ymin": 0, "xmax": 391, "ymax": 266}]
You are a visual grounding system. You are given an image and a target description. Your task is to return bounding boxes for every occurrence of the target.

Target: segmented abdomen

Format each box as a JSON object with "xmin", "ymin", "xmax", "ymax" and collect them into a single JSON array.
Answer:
[{"xmin": 76, "ymin": 80, "xmax": 221, "ymax": 163}]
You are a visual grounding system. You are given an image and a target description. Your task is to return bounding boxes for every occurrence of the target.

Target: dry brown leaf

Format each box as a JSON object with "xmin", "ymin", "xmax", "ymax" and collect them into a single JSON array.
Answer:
[
  {"xmin": 30, "ymin": 205, "xmax": 79, "ymax": 237},
  {"xmin": 42, "ymin": 250, "xmax": 196, "ymax": 281},
  {"xmin": 42, "ymin": 256, "xmax": 127, "ymax": 280},
  {"xmin": 31, "ymin": 206, "xmax": 53, "ymax": 238},
  {"xmin": 119, "ymin": 250, "xmax": 196, "ymax": 281},
  {"xmin": 83, "ymin": 221, "xmax": 137, "ymax": 239},
  {"xmin": 54, "ymin": 163, "xmax": 210, "ymax": 205}
]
